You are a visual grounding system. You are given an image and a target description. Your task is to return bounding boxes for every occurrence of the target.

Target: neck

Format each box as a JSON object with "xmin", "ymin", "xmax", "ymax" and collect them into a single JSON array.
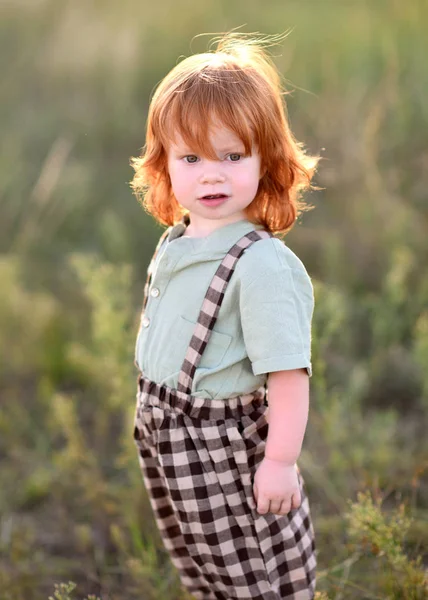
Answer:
[{"xmin": 183, "ymin": 215, "xmax": 247, "ymax": 238}]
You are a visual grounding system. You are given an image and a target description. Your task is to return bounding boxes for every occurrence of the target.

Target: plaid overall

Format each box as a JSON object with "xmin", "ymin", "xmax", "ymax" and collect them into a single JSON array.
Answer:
[{"xmin": 133, "ymin": 217, "xmax": 316, "ymax": 599}]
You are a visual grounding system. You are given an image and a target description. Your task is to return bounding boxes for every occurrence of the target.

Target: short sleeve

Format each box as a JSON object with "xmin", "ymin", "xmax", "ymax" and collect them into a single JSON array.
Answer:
[{"xmin": 238, "ymin": 241, "xmax": 315, "ymax": 377}]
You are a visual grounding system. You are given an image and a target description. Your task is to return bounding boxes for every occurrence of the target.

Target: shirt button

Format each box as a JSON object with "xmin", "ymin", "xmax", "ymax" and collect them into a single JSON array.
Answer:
[
  {"xmin": 142, "ymin": 316, "xmax": 150, "ymax": 328},
  {"xmin": 150, "ymin": 287, "xmax": 160, "ymax": 298}
]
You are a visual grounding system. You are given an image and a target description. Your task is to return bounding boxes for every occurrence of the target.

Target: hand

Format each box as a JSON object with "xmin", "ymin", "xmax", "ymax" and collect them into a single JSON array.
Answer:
[{"xmin": 253, "ymin": 458, "xmax": 301, "ymax": 515}]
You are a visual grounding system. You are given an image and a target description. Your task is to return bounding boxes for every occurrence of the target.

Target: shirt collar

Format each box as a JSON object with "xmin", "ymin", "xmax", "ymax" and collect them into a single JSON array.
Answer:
[{"xmin": 166, "ymin": 214, "xmax": 265, "ymax": 258}]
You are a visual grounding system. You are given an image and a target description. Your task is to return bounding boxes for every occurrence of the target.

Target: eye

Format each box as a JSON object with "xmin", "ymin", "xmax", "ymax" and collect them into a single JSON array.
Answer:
[
  {"xmin": 183, "ymin": 155, "xmax": 198, "ymax": 164},
  {"xmin": 228, "ymin": 153, "xmax": 242, "ymax": 162}
]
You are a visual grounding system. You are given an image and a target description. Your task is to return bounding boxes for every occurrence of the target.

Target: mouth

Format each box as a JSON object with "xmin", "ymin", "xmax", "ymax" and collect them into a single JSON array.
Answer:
[
  {"xmin": 200, "ymin": 194, "xmax": 229, "ymax": 200},
  {"xmin": 199, "ymin": 194, "xmax": 229, "ymax": 207}
]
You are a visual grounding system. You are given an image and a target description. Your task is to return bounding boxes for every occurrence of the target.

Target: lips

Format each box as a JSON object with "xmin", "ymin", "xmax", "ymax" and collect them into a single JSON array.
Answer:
[{"xmin": 199, "ymin": 194, "xmax": 229, "ymax": 207}]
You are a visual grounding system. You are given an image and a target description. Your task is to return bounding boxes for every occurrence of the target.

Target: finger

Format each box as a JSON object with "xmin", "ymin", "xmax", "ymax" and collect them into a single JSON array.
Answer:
[
  {"xmin": 257, "ymin": 494, "xmax": 270, "ymax": 515},
  {"xmin": 277, "ymin": 500, "xmax": 291, "ymax": 515},
  {"xmin": 269, "ymin": 500, "xmax": 283, "ymax": 514},
  {"xmin": 253, "ymin": 481, "xmax": 258, "ymax": 503},
  {"xmin": 291, "ymin": 490, "xmax": 302, "ymax": 510}
]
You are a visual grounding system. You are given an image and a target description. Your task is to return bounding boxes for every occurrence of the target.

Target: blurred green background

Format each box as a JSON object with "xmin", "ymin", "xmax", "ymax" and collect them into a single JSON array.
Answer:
[{"xmin": 1, "ymin": 0, "xmax": 427, "ymax": 598}]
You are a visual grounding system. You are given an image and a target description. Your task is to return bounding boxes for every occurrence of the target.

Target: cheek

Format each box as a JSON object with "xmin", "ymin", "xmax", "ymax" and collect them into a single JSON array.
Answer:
[
  {"xmin": 168, "ymin": 165, "xmax": 189, "ymax": 196},
  {"xmin": 233, "ymin": 169, "xmax": 260, "ymax": 194}
]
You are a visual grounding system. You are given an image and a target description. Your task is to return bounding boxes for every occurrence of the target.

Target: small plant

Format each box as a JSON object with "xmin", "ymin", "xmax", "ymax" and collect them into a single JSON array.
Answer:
[
  {"xmin": 345, "ymin": 491, "xmax": 428, "ymax": 599},
  {"xmin": 48, "ymin": 581, "xmax": 101, "ymax": 600}
]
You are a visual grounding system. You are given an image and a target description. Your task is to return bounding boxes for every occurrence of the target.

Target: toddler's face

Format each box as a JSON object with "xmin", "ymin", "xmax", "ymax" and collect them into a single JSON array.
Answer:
[{"xmin": 166, "ymin": 125, "xmax": 262, "ymax": 236}]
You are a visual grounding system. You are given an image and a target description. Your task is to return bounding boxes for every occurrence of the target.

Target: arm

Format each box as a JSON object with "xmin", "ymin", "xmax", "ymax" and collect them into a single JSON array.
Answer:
[
  {"xmin": 265, "ymin": 368, "xmax": 309, "ymax": 463},
  {"xmin": 253, "ymin": 368, "xmax": 310, "ymax": 515},
  {"xmin": 237, "ymin": 241, "xmax": 314, "ymax": 514}
]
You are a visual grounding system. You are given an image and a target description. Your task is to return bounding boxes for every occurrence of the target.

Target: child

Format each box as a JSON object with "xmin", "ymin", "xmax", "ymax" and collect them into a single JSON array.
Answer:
[{"xmin": 130, "ymin": 32, "xmax": 319, "ymax": 600}]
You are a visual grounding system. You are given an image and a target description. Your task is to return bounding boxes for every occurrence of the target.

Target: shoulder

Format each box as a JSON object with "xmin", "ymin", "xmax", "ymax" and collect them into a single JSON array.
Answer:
[
  {"xmin": 236, "ymin": 236, "xmax": 311, "ymax": 289},
  {"xmin": 147, "ymin": 226, "xmax": 171, "ymax": 274},
  {"xmin": 151, "ymin": 226, "xmax": 172, "ymax": 259}
]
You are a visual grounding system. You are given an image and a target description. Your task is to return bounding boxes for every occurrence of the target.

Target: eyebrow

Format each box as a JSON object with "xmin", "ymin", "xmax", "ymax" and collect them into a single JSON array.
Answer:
[
  {"xmin": 176, "ymin": 146, "xmax": 245, "ymax": 153},
  {"xmin": 217, "ymin": 147, "xmax": 245, "ymax": 152}
]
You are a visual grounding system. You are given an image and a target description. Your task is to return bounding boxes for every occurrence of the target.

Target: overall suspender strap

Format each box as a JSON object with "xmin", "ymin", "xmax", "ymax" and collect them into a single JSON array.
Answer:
[{"xmin": 176, "ymin": 229, "xmax": 274, "ymax": 396}]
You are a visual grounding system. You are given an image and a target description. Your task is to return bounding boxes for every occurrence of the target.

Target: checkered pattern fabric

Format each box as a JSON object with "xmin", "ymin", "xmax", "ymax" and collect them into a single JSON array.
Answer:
[{"xmin": 133, "ymin": 216, "xmax": 316, "ymax": 599}]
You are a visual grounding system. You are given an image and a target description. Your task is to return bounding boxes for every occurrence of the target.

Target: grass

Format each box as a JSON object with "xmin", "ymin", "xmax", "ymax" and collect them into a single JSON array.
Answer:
[{"xmin": 0, "ymin": 0, "xmax": 427, "ymax": 597}]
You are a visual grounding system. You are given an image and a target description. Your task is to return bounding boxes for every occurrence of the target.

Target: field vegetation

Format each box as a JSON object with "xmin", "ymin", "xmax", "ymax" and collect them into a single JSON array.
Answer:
[{"xmin": 0, "ymin": 0, "xmax": 427, "ymax": 598}]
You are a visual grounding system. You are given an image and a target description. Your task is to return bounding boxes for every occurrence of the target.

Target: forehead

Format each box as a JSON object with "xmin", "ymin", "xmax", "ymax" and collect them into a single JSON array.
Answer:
[{"xmin": 169, "ymin": 124, "xmax": 247, "ymax": 153}]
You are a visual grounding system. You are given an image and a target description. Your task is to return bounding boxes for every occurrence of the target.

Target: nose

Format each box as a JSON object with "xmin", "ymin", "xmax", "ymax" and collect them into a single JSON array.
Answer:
[{"xmin": 199, "ymin": 161, "xmax": 226, "ymax": 184}]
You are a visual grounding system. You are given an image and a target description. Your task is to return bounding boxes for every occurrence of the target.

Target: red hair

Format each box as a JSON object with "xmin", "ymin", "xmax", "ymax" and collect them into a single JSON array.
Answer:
[{"xmin": 130, "ymin": 33, "xmax": 320, "ymax": 236}]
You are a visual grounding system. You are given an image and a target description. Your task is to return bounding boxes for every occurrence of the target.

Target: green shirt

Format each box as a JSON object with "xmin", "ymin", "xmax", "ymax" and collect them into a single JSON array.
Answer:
[{"xmin": 135, "ymin": 218, "xmax": 314, "ymax": 400}]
